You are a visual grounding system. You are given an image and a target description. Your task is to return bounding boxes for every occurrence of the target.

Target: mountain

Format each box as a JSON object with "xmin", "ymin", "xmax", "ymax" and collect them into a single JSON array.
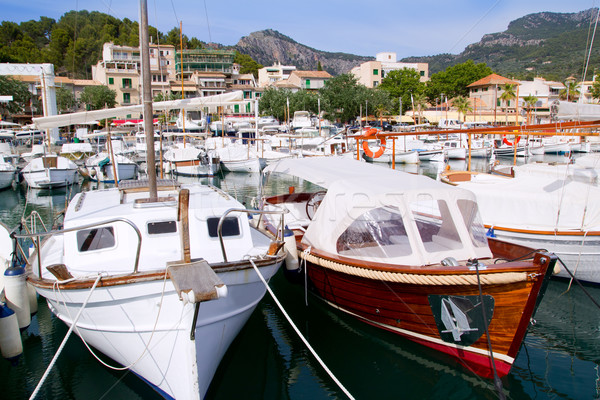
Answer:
[
  {"xmin": 402, "ymin": 8, "xmax": 600, "ymax": 81},
  {"xmin": 234, "ymin": 29, "xmax": 372, "ymax": 76}
]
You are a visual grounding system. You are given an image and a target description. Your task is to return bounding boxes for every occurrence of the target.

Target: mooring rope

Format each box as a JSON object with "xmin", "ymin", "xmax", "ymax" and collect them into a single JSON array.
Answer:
[
  {"xmin": 30, "ymin": 274, "xmax": 102, "ymax": 400},
  {"xmin": 299, "ymin": 251, "xmax": 527, "ymax": 285},
  {"xmin": 248, "ymin": 258, "xmax": 355, "ymax": 400}
]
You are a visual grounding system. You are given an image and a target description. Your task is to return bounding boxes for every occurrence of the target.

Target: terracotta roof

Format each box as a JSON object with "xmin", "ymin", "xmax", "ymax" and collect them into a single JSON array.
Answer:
[
  {"xmin": 291, "ymin": 70, "xmax": 332, "ymax": 79},
  {"xmin": 467, "ymin": 74, "xmax": 519, "ymax": 87},
  {"xmin": 273, "ymin": 80, "xmax": 300, "ymax": 89}
]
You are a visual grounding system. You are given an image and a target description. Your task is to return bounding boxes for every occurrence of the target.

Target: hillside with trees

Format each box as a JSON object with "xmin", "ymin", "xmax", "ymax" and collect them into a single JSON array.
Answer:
[{"xmin": 403, "ymin": 8, "xmax": 600, "ymax": 81}]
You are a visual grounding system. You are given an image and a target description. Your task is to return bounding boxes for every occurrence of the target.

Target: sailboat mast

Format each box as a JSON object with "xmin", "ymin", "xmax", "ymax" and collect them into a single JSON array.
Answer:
[{"xmin": 140, "ymin": 0, "xmax": 158, "ymax": 200}]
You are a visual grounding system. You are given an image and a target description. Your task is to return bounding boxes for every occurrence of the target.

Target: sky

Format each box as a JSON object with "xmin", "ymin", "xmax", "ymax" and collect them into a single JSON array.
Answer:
[{"xmin": 3, "ymin": 0, "xmax": 600, "ymax": 59}]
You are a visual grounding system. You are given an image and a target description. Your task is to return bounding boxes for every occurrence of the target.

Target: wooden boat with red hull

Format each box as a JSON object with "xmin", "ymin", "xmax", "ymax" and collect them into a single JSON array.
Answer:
[{"xmin": 259, "ymin": 157, "xmax": 556, "ymax": 379}]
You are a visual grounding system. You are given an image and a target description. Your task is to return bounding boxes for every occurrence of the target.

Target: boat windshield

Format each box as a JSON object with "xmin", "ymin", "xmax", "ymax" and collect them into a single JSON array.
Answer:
[
  {"xmin": 336, "ymin": 206, "xmax": 413, "ymax": 258},
  {"xmin": 457, "ymin": 199, "xmax": 489, "ymax": 248},
  {"xmin": 410, "ymin": 195, "xmax": 463, "ymax": 253}
]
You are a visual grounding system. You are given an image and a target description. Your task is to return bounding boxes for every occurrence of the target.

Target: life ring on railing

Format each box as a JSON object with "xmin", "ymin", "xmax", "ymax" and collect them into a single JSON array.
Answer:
[
  {"xmin": 502, "ymin": 135, "xmax": 521, "ymax": 146},
  {"xmin": 362, "ymin": 128, "xmax": 386, "ymax": 158}
]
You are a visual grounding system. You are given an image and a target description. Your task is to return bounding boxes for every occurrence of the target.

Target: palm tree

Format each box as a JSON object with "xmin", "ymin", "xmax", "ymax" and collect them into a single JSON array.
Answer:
[
  {"xmin": 452, "ymin": 96, "xmax": 472, "ymax": 122},
  {"xmin": 411, "ymin": 92, "xmax": 428, "ymax": 124},
  {"xmin": 499, "ymin": 83, "xmax": 516, "ymax": 126},
  {"xmin": 522, "ymin": 95, "xmax": 538, "ymax": 125},
  {"xmin": 559, "ymin": 81, "xmax": 580, "ymax": 102}
]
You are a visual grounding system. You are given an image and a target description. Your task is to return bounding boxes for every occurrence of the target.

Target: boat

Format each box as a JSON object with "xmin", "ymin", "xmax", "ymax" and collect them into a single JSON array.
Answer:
[
  {"xmin": 84, "ymin": 152, "xmax": 138, "ymax": 183},
  {"xmin": 21, "ymin": 154, "xmax": 79, "ymax": 189},
  {"xmin": 60, "ymin": 142, "xmax": 95, "ymax": 161},
  {"xmin": 23, "ymin": 179, "xmax": 286, "ymax": 399},
  {"xmin": 0, "ymin": 155, "xmax": 16, "ymax": 190},
  {"xmin": 440, "ymin": 169, "xmax": 600, "ymax": 284},
  {"xmin": 163, "ymin": 144, "xmax": 219, "ymax": 176},
  {"xmin": 259, "ymin": 157, "xmax": 556, "ymax": 378},
  {"xmin": 23, "ymin": 3, "xmax": 287, "ymax": 398},
  {"xmin": 291, "ymin": 111, "xmax": 312, "ymax": 130}
]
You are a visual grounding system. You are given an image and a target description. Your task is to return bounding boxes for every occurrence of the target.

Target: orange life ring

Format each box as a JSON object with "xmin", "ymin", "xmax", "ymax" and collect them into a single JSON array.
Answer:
[
  {"xmin": 362, "ymin": 129, "xmax": 386, "ymax": 158},
  {"xmin": 502, "ymin": 135, "xmax": 521, "ymax": 146}
]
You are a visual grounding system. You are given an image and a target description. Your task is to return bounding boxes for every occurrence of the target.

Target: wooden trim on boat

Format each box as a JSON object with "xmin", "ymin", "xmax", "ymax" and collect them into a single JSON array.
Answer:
[
  {"xmin": 486, "ymin": 224, "xmax": 600, "ymax": 237},
  {"xmin": 27, "ymin": 254, "xmax": 286, "ymax": 291},
  {"xmin": 297, "ymin": 241, "xmax": 546, "ymax": 276}
]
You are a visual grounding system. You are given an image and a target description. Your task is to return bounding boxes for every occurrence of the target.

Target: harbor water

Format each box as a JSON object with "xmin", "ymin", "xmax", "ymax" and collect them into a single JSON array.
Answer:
[{"xmin": 1, "ymin": 154, "xmax": 600, "ymax": 399}]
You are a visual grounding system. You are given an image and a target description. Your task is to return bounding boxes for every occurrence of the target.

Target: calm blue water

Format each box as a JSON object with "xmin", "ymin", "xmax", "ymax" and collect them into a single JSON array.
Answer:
[{"xmin": 1, "ymin": 154, "xmax": 599, "ymax": 400}]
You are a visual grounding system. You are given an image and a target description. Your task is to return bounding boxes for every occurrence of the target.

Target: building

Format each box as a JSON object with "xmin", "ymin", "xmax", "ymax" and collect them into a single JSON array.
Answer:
[
  {"xmin": 148, "ymin": 43, "xmax": 176, "ymax": 99},
  {"xmin": 515, "ymin": 77, "xmax": 564, "ymax": 123},
  {"xmin": 287, "ymin": 71, "xmax": 332, "ymax": 91},
  {"xmin": 175, "ymin": 49, "xmax": 235, "ymax": 80},
  {"xmin": 350, "ymin": 52, "xmax": 429, "ymax": 88},
  {"xmin": 257, "ymin": 63, "xmax": 297, "ymax": 87},
  {"xmin": 467, "ymin": 73, "xmax": 522, "ymax": 124}
]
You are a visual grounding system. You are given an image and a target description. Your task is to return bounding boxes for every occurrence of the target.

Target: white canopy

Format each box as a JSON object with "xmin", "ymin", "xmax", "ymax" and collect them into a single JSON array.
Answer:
[
  {"xmin": 266, "ymin": 157, "xmax": 493, "ymax": 265},
  {"xmin": 454, "ymin": 174, "xmax": 600, "ymax": 231},
  {"xmin": 33, "ymin": 91, "xmax": 244, "ymax": 130},
  {"xmin": 553, "ymin": 100, "xmax": 600, "ymax": 121}
]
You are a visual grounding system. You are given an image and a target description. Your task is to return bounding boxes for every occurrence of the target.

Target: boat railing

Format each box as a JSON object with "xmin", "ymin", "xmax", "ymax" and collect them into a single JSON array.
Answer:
[
  {"xmin": 13, "ymin": 217, "xmax": 142, "ymax": 278},
  {"xmin": 217, "ymin": 208, "xmax": 287, "ymax": 263}
]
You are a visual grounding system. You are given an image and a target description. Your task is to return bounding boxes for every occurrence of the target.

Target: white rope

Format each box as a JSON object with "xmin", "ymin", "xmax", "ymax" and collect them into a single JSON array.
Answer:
[
  {"xmin": 248, "ymin": 258, "xmax": 354, "ymax": 400},
  {"xmin": 54, "ymin": 269, "xmax": 171, "ymax": 371},
  {"xmin": 30, "ymin": 274, "xmax": 102, "ymax": 400}
]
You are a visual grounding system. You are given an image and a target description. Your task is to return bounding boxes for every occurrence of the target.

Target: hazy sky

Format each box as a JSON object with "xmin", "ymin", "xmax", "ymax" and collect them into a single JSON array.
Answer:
[{"xmin": 3, "ymin": 0, "xmax": 599, "ymax": 58}]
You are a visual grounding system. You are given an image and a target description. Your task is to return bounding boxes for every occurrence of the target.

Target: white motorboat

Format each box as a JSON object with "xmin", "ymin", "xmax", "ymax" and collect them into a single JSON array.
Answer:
[
  {"xmin": 21, "ymin": 155, "xmax": 79, "ymax": 189},
  {"xmin": 163, "ymin": 144, "xmax": 219, "ymax": 176},
  {"xmin": 84, "ymin": 153, "xmax": 138, "ymax": 183},
  {"xmin": 440, "ymin": 170, "xmax": 600, "ymax": 284},
  {"xmin": 0, "ymin": 155, "xmax": 16, "ymax": 190},
  {"xmin": 24, "ymin": 180, "xmax": 286, "ymax": 399}
]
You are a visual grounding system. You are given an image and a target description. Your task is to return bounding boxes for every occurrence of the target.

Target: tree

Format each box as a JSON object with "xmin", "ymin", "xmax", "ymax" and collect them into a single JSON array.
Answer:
[
  {"xmin": 590, "ymin": 75, "xmax": 600, "ymax": 100},
  {"xmin": 426, "ymin": 60, "xmax": 493, "ymax": 103},
  {"xmin": 319, "ymin": 73, "xmax": 370, "ymax": 123},
  {"xmin": 499, "ymin": 83, "xmax": 517, "ymax": 125},
  {"xmin": 234, "ymin": 52, "xmax": 263, "ymax": 78},
  {"xmin": 258, "ymin": 87, "xmax": 293, "ymax": 121},
  {"xmin": 379, "ymin": 68, "xmax": 425, "ymax": 114},
  {"xmin": 559, "ymin": 80, "xmax": 580, "ymax": 101},
  {"xmin": 317, "ymin": 61, "xmax": 323, "ymax": 71},
  {"xmin": 56, "ymin": 87, "xmax": 76, "ymax": 113},
  {"xmin": 522, "ymin": 94, "xmax": 538, "ymax": 124},
  {"xmin": 411, "ymin": 92, "xmax": 428, "ymax": 124},
  {"xmin": 0, "ymin": 76, "xmax": 33, "ymax": 118},
  {"xmin": 80, "ymin": 85, "xmax": 116, "ymax": 110},
  {"xmin": 452, "ymin": 96, "xmax": 472, "ymax": 122}
]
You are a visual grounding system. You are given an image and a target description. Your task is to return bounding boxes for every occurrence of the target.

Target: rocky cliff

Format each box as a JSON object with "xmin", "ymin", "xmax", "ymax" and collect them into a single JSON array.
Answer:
[{"xmin": 234, "ymin": 29, "xmax": 372, "ymax": 75}]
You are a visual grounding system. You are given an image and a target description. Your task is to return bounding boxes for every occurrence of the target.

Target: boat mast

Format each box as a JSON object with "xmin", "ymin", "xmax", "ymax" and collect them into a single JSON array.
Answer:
[{"xmin": 140, "ymin": 0, "xmax": 158, "ymax": 200}]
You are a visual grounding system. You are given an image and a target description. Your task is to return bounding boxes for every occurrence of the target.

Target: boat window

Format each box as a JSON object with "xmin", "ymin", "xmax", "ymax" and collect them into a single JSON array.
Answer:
[
  {"xmin": 457, "ymin": 199, "xmax": 489, "ymax": 248},
  {"xmin": 336, "ymin": 206, "xmax": 412, "ymax": 258},
  {"xmin": 147, "ymin": 221, "xmax": 177, "ymax": 235},
  {"xmin": 411, "ymin": 195, "xmax": 463, "ymax": 253},
  {"xmin": 207, "ymin": 217, "xmax": 240, "ymax": 238},
  {"xmin": 76, "ymin": 227, "xmax": 115, "ymax": 252}
]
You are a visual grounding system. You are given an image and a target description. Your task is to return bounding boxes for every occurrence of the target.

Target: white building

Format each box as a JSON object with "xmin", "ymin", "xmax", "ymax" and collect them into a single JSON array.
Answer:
[
  {"xmin": 257, "ymin": 63, "xmax": 297, "ymax": 87},
  {"xmin": 350, "ymin": 52, "xmax": 429, "ymax": 88}
]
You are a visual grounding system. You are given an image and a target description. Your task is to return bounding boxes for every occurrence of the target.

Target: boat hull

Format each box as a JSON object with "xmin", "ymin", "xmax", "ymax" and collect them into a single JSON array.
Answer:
[
  {"xmin": 362, "ymin": 151, "xmax": 420, "ymax": 164},
  {"xmin": 221, "ymin": 158, "xmax": 261, "ymax": 173},
  {"xmin": 31, "ymin": 261, "xmax": 281, "ymax": 400},
  {"xmin": 22, "ymin": 168, "xmax": 78, "ymax": 189},
  {"xmin": 167, "ymin": 159, "xmax": 219, "ymax": 176},
  {"xmin": 300, "ymin": 249, "xmax": 552, "ymax": 378},
  {"xmin": 88, "ymin": 163, "xmax": 138, "ymax": 182},
  {"xmin": 489, "ymin": 228, "xmax": 600, "ymax": 284}
]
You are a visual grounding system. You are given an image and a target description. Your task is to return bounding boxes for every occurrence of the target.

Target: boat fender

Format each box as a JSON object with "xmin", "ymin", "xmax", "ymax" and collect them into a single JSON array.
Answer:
[
  {"xmin": 183, "ymin": 285, "xmax": 228, "ymax": 304},
  {"xmin": 283, "ymin": 227, "xmax": 300, "ymax": 272},
  {"xmin": 362, "ymin": 129, "xmax": 386, "ymax": 158},
  {"xmin": 502, "ymin": 135, "xmax": 521, "ymax": 146},
  {"xmin": 0, "ymin": 303, "xmax": 23, "ymax": 365},
  {"xmin": 3, "ymin": 266, "xmax": 31, "ymax": 330},
  {"xmin": 27, "ymin": 282, "xmax": 38, "ymax": 316}
]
